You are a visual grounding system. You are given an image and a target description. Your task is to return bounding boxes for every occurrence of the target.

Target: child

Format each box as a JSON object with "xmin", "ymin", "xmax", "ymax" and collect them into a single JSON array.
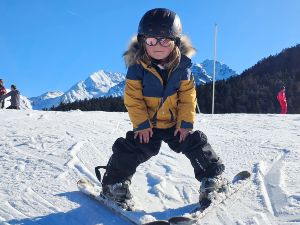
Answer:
[{"xmin": 100, "ymin": 8, "xmax": 227, "ymax": 205}]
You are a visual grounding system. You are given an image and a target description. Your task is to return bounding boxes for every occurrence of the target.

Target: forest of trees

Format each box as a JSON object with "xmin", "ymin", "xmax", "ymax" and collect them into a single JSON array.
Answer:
[
  {"xmin": 197, "ymin": 44, "xmax": 300, "ymax": 114},
  {"xmin": 51, "ymin": 96, "xmax": 126, "ymax": 112},
  {"xmin": 51, "ymin": 44, "xmax": 300, "ymax": 114}
]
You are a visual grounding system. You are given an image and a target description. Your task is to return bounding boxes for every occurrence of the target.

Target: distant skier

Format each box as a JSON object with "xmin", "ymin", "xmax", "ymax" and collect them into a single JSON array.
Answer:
[
  {"xmin": 99, "ymin": 8, "xmax": 227, "ymax": 205},
  {"xmin": 0, "ymin": 84, "xmax": 20, "ymax": 109},
  {"xmin": 0, "ymin": 79, "xmax": 6, "ymax": 109},
  {"xmin": 277, "ymin": 86, "xmax": 287, "ymax": 114}
]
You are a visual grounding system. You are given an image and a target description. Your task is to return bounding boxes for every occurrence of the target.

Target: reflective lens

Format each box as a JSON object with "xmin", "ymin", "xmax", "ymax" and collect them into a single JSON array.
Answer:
[{"xmin": 144, "ymin": 37, "xmax": 173, "ymax": 47}]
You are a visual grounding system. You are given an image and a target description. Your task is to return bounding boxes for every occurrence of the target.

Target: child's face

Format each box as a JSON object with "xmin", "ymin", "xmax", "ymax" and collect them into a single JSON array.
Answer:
[{"xmin": 144, "ymin": 37, "xmax": 174, "ymax": 61}]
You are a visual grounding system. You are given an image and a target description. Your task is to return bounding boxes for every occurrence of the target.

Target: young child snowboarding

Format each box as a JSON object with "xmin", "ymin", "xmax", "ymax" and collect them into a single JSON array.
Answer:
[{"xmin": 100, "ymin": 8, "xmax": 227, "ymax": 205}]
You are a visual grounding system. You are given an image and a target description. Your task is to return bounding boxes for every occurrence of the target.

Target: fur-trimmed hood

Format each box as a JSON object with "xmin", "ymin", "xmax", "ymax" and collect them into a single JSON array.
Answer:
[{"xmin": 123, "ymin": 35, "xmax": 196, "ymax": 68}]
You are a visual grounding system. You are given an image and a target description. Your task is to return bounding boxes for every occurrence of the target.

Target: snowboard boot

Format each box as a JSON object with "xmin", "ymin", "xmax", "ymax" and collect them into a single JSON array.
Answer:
[
  {"xmin": 102, "ymin": 180, "xmax": 133, "ymax": 202},
  {"xmin": 199, "ymin": 175, "xmax": 229, "ymax": 202}
]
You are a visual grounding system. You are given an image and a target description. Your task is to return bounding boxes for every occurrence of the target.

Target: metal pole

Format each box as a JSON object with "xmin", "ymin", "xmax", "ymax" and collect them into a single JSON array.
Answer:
[
  {"xmin": 212, "ymin": 24, "xmax": 217, "ymax": 114},
  {"xmin": 196, "ymin": 101, "xmax": 201, "ymax": 114}
]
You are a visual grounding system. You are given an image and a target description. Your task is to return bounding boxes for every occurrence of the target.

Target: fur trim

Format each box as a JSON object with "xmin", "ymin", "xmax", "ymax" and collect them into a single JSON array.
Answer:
[
  {"xmin": 179, "ymin": 36, "xmax": 196, "ymax": 59},
  {"xmin": 123, "ymin": 35, "xmax": 196, "ymax": 68}
]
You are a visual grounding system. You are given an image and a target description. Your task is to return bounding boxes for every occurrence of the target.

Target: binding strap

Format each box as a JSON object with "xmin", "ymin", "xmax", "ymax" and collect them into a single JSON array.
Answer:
[{"xmin": 95, "ymin": 166, "xmax": 107, "ymax": 183}]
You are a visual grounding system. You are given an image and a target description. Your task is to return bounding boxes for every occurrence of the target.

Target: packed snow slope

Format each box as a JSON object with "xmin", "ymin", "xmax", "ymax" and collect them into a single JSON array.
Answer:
[{"xmin": 0, "ymin": 110, "xmax": 299, "ymax": 225}]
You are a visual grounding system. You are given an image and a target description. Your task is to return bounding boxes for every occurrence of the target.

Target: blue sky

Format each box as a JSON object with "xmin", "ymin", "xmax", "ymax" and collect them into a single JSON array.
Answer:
[{"xmin": 0, "ymin": 0, "xmax": 299, "ymax": 97}]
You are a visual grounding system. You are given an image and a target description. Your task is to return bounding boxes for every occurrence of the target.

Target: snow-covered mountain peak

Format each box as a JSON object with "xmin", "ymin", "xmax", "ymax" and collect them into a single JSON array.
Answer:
[
  {"xmin": 201, "ymin": 59, "xmax": 237, "ymax": 80},
  {"xmin": 30, "ymin": 60, "xmax": 236, "ymax": 110},
  {"xmin": 29, "ymin": 91, "xmax": 64, "ymax": 109},
  {"xmin": 59, "ymin": 70, "xmax": 126, "ymax": 105},
  {"xmin": 87, "ymin": 71, "xmax": 112, "ymax": 89},
  {"xmin": 84, "ymin": 70, "xmax": 126, "ymax": 91},
  {"xmin": 191, "ymin": 63, "xmax": 211, "ymax": 84},
  {"xmin": 191, "ymin": 60, "xmax": 238, "ymax": 85},
  {"xmin": 40, "ymin": 91, "xmax": 64, "ymax": 100}
]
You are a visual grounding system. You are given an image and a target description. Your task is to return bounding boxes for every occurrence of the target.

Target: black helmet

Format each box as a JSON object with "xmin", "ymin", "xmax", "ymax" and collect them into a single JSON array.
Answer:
[{"xmin": 138, "ymin": 8, "xmax": 182, "ymax": 40}]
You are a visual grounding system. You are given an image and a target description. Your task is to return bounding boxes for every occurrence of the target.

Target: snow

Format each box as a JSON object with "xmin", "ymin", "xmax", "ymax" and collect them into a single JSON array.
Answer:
[{"xmin": 0, "ymin": 110, "xmax": 299, "ymax": 225}]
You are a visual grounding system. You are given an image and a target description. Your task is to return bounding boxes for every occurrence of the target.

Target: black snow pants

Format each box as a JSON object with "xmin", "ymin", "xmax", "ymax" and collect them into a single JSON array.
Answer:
[{"xmin": 102, "ymin": 126, "xmax": 224, "ymax": 185}]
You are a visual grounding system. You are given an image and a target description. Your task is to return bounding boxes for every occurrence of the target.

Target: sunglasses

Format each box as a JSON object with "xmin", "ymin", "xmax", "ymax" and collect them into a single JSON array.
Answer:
[{"xmin": 144, "ymin": 37, "xmax": 174, "ymax": 47}]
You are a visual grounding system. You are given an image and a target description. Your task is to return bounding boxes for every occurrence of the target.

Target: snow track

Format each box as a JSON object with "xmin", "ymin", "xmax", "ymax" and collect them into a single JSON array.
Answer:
[{"xmin": 0, "ymin": 110, "xmax": 299, "ymax": 225}]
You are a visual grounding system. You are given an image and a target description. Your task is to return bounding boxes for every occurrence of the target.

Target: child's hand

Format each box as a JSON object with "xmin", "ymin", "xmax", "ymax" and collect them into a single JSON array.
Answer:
[
  {"xmin": 174, "ymin": 128, "xmax": 191, "ymax": 143},
  {"xmin": 134, "ymin": 128, "xmax": 153, "ymax": 144}
]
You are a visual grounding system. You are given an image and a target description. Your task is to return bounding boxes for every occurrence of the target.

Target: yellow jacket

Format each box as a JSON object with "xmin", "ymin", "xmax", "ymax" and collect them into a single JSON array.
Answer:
[{"xmin": 124, "ymin": 36, "xmax": 197, "ymax": 131}]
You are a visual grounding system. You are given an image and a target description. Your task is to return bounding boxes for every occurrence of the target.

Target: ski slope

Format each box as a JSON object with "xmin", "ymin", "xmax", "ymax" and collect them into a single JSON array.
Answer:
[{"xmin": 0, "ymin": 110, "xmax": 299, "ymax": 225}]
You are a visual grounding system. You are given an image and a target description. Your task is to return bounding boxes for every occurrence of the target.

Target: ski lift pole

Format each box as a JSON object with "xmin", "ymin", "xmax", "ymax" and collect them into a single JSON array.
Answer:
[
  {"xmin": 196, "ymin": 101, "xmax": 201, "ymax": 114},
  {"xmin": 212, "ymin": 24, "xmax": 217, "ymax": 114}
]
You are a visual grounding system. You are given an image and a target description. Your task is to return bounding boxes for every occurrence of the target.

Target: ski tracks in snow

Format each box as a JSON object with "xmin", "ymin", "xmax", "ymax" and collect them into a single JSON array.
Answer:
[
  {"xmin": 56, "ymin": 140, "xmax": 101, "ymax": 185},
  {"xmin": 254, "ymin": 147, "xmax": 300, "ymax": 224},
  {"xmin": 0, "ymin": 130, "xmax": 67, "ymax": 224},
  {"xmin": 60, "ymin": 141, "xmax": 90, "ymax": 179},
  {"xmin": 1, "ymin": 111, "xmax": 300, "ymax": 225},
  {"xmin": 198, "ymin": 115, "xmax": 300, "ymax": 224},
  {"xmin": 137, "ymin": 143, "xmax": 199, "ymax": 214},
  {"xmin": 0, "ymin": 111, "xmax": 131, "ymax": 225}
]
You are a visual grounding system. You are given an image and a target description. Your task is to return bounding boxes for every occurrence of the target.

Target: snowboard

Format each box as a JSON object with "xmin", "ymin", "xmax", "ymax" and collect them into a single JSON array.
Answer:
[
  {"xmin": 78, "ymin": 170, "xmax": 251, "ymax": 225},
  {"xmin": 77, "ymin": 179, "xmax": 157, "ymax": 225},
  {"xmin": 144, "ymin": 170, "xmax": 251, "ymax": 225}
]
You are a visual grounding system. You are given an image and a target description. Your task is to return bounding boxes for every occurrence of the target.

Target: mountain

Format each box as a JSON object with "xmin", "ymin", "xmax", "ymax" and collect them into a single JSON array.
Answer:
[
  {"xmin": 107, "ymin": 80, "xmax": 126, "ymax": 97},
  {"xmin": 197, "ymin": 44, "xmax": 300, "ymax": 113},
  {"xmin": 30, "ymin": 70, "xmax": 126, "ymax": 109},
  {"xmin": 30, "ymin": 61, "xmax": 236, "ymax": 110},
  {"xmin": 1, "ymin": 110, "xmax": 299, "ymax": 225},
  {"xmin": 191, "ymin": 63, "xmax": 212, "ymax": 84},
  {"xmin": 30, "ymin": 91, "xmax": 64, "ymax": 110},
  {"xmin": 60, "ymin": 70, "xmax": 125, "ymax": 103},
  {"xmin": 201, "ymin": 59, "xmax": 238, "ymax": 81},
  {"xmin": 190, "ymin": 60, "xmax": 237, "ymax": 85}
]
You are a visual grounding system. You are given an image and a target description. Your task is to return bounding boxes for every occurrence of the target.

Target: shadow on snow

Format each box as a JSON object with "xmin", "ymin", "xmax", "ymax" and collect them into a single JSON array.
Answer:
[
  {"xmin": 6, "ymin": 191, "xmax": 132, "ymax": 225},
  {"xmin": 6, "ymin": 191, "xmax": 198, "ymax": 225}
]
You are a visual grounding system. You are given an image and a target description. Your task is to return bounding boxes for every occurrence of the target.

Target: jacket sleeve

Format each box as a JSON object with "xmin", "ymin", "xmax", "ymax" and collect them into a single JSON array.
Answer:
[
  {"xmin": 177, "ymin": 69, "xmax": 196, "ymax": 129},
  {"xmin": 282, "ymin": 91, "xmax": 287, "ymax": 101},
  {"xmin": 0, "ymin": 91, "xmax": 12, "ymax": 100},
  {"xmin": 124, "ymin": 65, "xmax": 152, "ymax": 131}
]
